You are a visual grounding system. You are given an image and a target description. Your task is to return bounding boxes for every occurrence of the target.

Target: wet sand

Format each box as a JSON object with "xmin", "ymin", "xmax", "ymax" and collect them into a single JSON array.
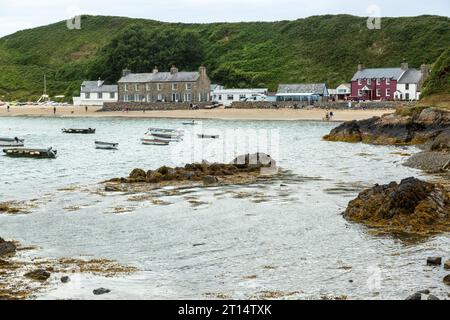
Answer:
[{"xmin": 0, "ymin": 105, "xmax": 393, "ymax": 122}]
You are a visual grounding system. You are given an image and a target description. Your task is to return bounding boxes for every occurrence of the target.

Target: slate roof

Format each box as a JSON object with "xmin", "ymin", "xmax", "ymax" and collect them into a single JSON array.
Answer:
[
  {"xmin": 81, "ymin": 81, "xmax": 118, "ymax": 93},
  {"xmin": 277, "ymin": 84, "xmax": 328, "ymax": 95},
  {"xmin": 351, "ymin": 68, "xmax": 405, "ymax": 81},
  {"xmin": 398, "ymin": 69, "xmax": 423, "ymax": 84},
  {"xmin": 118, "ymin": 72, "xmax": 200, "ymax": 83}
]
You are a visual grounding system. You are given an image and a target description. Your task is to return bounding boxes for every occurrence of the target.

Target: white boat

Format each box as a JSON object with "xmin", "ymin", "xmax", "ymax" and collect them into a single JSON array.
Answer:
[
  {"xmin": 149, "ymin": 133, "xmax": 183, "ymax": 141},
  {"xmin": 141, "ymin": 138, "xmax": 169, "ymax": 146},
  {"xmin": 148, "ymin": 128, "xmax": 184, "ymax": 136},
  {"xmin": 197, "ymin": 134, "xmax": 220, "ymax": 139},
  {"xmin": 0, "ymin": 137, "xmax": 24, "ymax": 147},
  {"xmin": 95, "ymin": 141, "xmax": 118, "ymax": 150},
  {"xmin": 182, "ymin": 120, "xmax": 198, "ymax": 125}
]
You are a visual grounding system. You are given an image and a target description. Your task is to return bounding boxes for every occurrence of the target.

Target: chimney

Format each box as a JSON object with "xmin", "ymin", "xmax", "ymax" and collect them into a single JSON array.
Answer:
[
  {"xmin": 170, "ymin": 65, "xmax": 178, "ymax": 74},
  {"xmin": 152, "ymin": 66, "xmax": 159, "ymax": 74},
  {"xmin": 122, "ymin": 68, "xmax": 131, "ymax": 77},
  {"xmin": 420, "ymin": 64, "xmax": 430, "ymax": 75},
  {"xmin": 97, "ymin": 78, "xmax": 102, "ymax": 87},
  {"xmin": 401, "ymin": 59, "xmax": 409, "ymax": 71},
  {"xmin": 357, "ymin": 62, "xmax": 364, "ymax": 71},
  {"xmin": 199, "ymin": 65, "xmax": 207, "ymax": 76}
]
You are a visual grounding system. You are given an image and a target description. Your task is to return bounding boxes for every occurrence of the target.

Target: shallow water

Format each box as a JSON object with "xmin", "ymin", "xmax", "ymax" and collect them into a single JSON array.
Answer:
[{"xmin": 0, "ymin": 117, "xmax": 448, "ymax": 300}]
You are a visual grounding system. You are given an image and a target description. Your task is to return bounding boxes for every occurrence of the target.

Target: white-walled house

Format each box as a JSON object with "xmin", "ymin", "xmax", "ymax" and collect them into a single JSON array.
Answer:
[
  {"xmin": 395, "ymin": 68, "xmax": 425, "ymax": 101},
  {"xmin": 212, "ymin": 88, "xmax": 268, "ymax": 106},
  {"xmin": 73, "ymin": 80, "xmax": 118, "ymax": 106}
]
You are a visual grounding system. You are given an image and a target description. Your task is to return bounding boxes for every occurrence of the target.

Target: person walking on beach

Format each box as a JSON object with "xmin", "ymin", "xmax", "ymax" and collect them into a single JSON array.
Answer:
[
  {"xmin": 6, "ymin": 104, "xmax": 10, "ymax": 112},
  {"xmin": 53, "ymin": 106, "xmax": 56, "ymax": 115},
  {"xmin": 85, "ymin": 106, "xmax": 88, "ymax": 113}
]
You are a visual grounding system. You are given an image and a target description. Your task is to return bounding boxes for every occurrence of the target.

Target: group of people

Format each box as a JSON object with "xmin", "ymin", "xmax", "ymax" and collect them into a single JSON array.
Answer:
[{"xmin": 324, "ymin": 111, "xmax": 334, "ymax": 121}]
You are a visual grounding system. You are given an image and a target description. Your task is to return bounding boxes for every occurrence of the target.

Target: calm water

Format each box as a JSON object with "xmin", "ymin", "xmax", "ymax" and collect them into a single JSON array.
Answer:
[{"xmin": 0, "ymin": 117, "xmax": 448, "ymax": 300}]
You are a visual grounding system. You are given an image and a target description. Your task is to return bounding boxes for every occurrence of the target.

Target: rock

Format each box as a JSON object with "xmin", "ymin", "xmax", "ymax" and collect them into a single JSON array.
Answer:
[
  {"xmin": 427, "ymin": 257, "xmax": 442, "ymax": 266},
  {"xmin": 444, "ymin": 275, "xmax": 450, "ymax": 286},
  {"xmin": 231, "ymin": 153, "xmax": 276, "ymax": 168},
  {"xmin": 93, "ymin": 288, "xmax": 111, "ymax": 295},
  {"xmin": 0, "ymin": 237, "xmax": 16, "ymax": 257},
  {"xmin": 405, "ymin": 292, "xmax": 422, "ymax": 300},
  {"xmin": 323, "ymin": 120, "xmax": 362, "ymax": 143},
  {"xmin": 344, "ymin": 177, "xmax": 450, "ymax": 235},
  {"xmin": 25, "ymin": 269, "xmax": 51, "ymax": 281},
  {"xmin": 430, "ymin": 131, "xmax": 450, "ymax": 151},
  {"xmin": 444, "ymin": 260, "xmax": 450, "ymax": 270},
  {"xmin": 417, "ymin": 289, "xmax": 430, "ymax": 294},
  {"xmin": 157, "ymin": 166, "xmax": 170, "ymax": 175},
  {"xmin": 202, "ymin": 175, "xmax": 219, "ymax": 185},
  {"xmin": 404, "ymin": 151, "xmax": 450, "ymax": 173},
  {"xmin": 105, "ymin": 185, "xmax": 121, "ymax": 192},
  {"xmin": 61, "ymin": 276, "xmax": 70, "ymax": 283},
  {"xmin": 129, "ymin": 168, "xmax": 146, "ymax": 181},
  {"xmin": 427, "ymin": 294, "xmax": 440, "ymax": 300}
]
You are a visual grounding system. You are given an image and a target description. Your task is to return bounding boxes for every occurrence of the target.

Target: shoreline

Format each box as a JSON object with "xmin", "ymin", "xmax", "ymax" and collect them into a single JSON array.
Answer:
[{"xmin": 0, "ymin": 105, "xmax": 394, "ymax": 122}]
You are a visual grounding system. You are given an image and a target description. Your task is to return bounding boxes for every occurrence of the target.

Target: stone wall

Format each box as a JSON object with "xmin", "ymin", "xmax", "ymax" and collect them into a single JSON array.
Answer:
[
  {"xmin": 230, "ymin": 101, "xmax": 415, "ymax": 110},
  {"xmin": 101, "ymin": 102, "xmax": 211, "ymax": 112}
]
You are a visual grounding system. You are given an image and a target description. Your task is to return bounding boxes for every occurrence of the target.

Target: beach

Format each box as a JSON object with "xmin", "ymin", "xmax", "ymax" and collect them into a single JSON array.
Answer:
[{"xmin": 0, "ymin": 105, "xmax": 393, "ymax": 121}]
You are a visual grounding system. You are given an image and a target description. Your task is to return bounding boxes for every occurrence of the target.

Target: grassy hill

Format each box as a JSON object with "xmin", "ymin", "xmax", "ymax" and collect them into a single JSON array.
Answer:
[
  {"xmin": 420, "ymin": 48, "xmax": 450, "ymax": 108},
  {"xmin": 0, "ymin": 14, "xmax": 449, "ymax": 101}
]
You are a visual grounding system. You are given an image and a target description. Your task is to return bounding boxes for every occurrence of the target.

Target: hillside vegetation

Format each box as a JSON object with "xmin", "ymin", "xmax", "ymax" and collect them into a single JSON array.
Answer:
[
  {"xmin": 0, "ymin": 14, "xmax": 449, "ymax": 101},
  {"xmin": 420, "ymin": 48, "xmax": 450, "ymax": 108}
]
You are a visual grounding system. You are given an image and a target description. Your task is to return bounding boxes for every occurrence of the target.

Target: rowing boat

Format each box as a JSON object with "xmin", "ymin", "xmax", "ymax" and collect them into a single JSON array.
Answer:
[
  {"xmin": 95, "ymin": 141, "xmax": 118, "ymax": 150},
  {"xmin": 141, "ymin": 138, "xmax": 170, "ymax": 146},
  {"xmin": 0, "ymin": 137, "xmax": 24, "ymax": 147},
  {"xmin": 3, "ymin": 147, "xmax": 57, "ymax": 159},
  {"xmin": 62, "ymin": 128, "xmax": 96, "ymax": 134}
]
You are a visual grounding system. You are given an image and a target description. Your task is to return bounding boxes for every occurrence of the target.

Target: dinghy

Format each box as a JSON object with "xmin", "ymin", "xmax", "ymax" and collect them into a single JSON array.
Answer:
[
  {"xmin": 141, "ymin": 138, "xmax": 169, "ymax": 146},
  {"xmin": 3, "ymin": 147, "xmax": 57, "ymax": 159},
  {"xmin": 197, "ymin": 134, "xmax": 220, "ymax": 139},
  {"xmin": 0, "ymin": 137, "xmax": 24, "ymax": 147},
  {"xmin": 148, "ymin": 128, "xmax": 184, "ymax": 136},
  {"xmin": 95, "ymin": 141, "xmax": 118, "ymax": 150},
  {"xmin": 62, "ymin": 128, "xmax": 96, "ymax": 134},
  {"xmin": 182, "ymin": 120, "xmax": 198, "ymax": 125}
]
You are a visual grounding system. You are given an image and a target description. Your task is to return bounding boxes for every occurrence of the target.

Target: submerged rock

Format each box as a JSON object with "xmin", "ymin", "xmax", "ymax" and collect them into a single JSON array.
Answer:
[
  {"xmin": 426, "ymin": 257, "xmax": 442, "ymax": 266},
  {"xmin": 93, "ymin": 288, "xmax": 111, "ymax": 295},
  {"xmin": 344, "ymin": 177, "xmax": 450, "ymax": 235},
  {"xmin": 202, "ymin": 175, "xmax": 219, "ymax": 185},
  {"xmin": 444, "ymin": 275, "xmax": 450, "ymax": 286},
  {"xmin": 0, "ymin": 237, "xmax": 17, "ymax": 257},
  {"xmin": 61, "ymin": 276, "xmax": 70, "ymax": 283},
  {"xmin": 444, "ymin": 260, "xmax": 450, "ymax": 270},
  {"xmin": 405, "ymin": 292, "xmax": 423, "ymax": 300},
  {"xmin": 25, "ymin": 269, "xmax": 51, "ymax": 281}
]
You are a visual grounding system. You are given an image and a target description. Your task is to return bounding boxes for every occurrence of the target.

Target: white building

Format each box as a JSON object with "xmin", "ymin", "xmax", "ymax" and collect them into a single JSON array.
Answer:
[
  {"xmin": 212, "ymin": 88, "xmax": 268, "ymax": 107},
  {"xmin": 395, "ymin": 68, "xmax": 427, "ymax": 101},
  {"xmin": 73, "ymin": 80, "xmax": 118, "ymax": 106}
]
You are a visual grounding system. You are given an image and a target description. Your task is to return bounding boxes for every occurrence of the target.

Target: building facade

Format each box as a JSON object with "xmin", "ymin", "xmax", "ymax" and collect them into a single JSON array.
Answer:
[
  {"xmin": 276, "ymin": 84, "xmax": 329, "ymax": 103},
  {"xmin": 117, "ymin": 66, "xmax": 211, "ymax": 103},
  {"xmin": 350, "ymin": 61, "xmax": 429, "ymax": 101},
  {"xmin": 73, "ymin": 80, "xmax": 118, "ymax": 106},
  {"xmin": 212, "ymin": 88, "xmax": 268, "ymax": 107}
]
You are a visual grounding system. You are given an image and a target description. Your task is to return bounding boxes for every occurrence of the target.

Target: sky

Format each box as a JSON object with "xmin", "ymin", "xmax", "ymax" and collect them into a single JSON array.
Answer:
[{"xmin": 0, "ymin": 0, "xmax": 449, "ymax": 37}]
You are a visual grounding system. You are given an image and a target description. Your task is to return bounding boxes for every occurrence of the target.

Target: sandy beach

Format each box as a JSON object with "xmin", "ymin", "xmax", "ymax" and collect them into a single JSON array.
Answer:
[{"xmin": 0, "ymin": 105, "xmax": 393, "ymax": 121}]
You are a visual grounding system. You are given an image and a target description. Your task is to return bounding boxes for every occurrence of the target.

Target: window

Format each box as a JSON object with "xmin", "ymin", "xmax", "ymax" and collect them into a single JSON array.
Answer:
[
  {"xmin": 358, "ymin": 90, "xmax": 362, "ymax": 97},
  {"xmin": 185, "ymin": 83, "xmax": 192, "ymax": 90},
  {"xmin": 227, "ymin": 94, "xmax": 234, "ymax": 100},
  {"xmin": 184, "ymin": 93, "xmax": 192, "ymax": 102},
  {"xmin": 386, "ymin": 78, "xmax": 390, "ymax": 85},
  {"xmin": 157, "ymin": 83, "xmax": 163, "ymax": 91},
  {"xmin": 239, "ymin": 94, "xmax": 246, "ymax": 100},
  {"xmin": 172, "ymin": 93, "xmax": 179, "ymax": 102},
  {"xmin": 146, "ymin": 84, "xmax": 151, "ymax": 91},
  {"xmin": 406, "ymin": 93, "xmax": 410, "ymax": 100},
  {"xmin": 124, "ymin": 84, "xmax": 129, "ymax": 92},
  {"xmin": 135, "ymin": 84, "xmax": 140, "ymax": 91},
  {"xmin": 376, "ymin": 79, "xmax": 381, "ymax": 85},
  {"xmin": 135, "ymin": 94, "xmax": 140, "ymax": 102},
  {"xmin": 358, "ymin": 79, "xmax": 362, "ymax": 85},
  {"xmin": 110, "ymin": 92, "xmax": 115, "ymax": 99},
  {"xmin": 157, "ymin": 94, "xmax": 163, "ymax": 102},
  {"xmin": 85, "ymin": 93, "xmax": 90, "ymax": 99},
  {"xmin": 405, "ymin": 84, "xmax": 410, "ymax": 90},
  {"xmin": 98, "ymin": 92, "xmax": 103, "ymax": 99},
  {"xmin": 147, "ymin": 94, "xmax": 152, "ymax": 102},
  {"xmin": 367, "ymin": 79, "xmax": 372, "ymax": 85},
  {"xmin": 376, "ymin": 89, "xmax": 381, "ymax": 97},
  {"xmin": 386, "ymin": 88, "xmax": 391, "ymax": 97},
  {"xmin": 218, "ymin": 95, "xmax": 222, "ymax": 101},
  {"xmin": 172, "ymin": 83, "xmax": 178, "ymax": 91}
]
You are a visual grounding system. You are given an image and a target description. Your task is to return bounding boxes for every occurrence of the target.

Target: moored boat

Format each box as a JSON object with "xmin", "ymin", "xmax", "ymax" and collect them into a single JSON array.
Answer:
[
  {"xmin": 197, "ymin": 134, "xmax": 220, "ymax": 139},
  {"xmin": 62, "ymin": 128, "xmax": 96, "ymax": 134},
  {"xmin": 182, "ymin": 120, "xmax": 198, "ymax": 125},
  {"xmin": 3, "ymin": 147, "xmax": 57, "ymax": 159},
  {"xmin": 141, "ymin": 138, "xmax": 170, "ymax": 146},
  {"xmin": 0, "ymin": 137, "xmax": 24, "ymax": 147},
  {"xmin": 95, "ymin": 141, "xmax": 118, "ymax": 150}
]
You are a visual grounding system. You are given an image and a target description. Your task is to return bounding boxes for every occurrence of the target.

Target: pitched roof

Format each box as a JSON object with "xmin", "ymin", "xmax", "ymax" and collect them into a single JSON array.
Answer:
[
  {"xmin": 351, "ymin": 68, "xmax": 405, "ymax": 81},
  {"xmin": 81, "ymin": 81, "xmax": 118, "ymax": 93},
  {"xmin": 277, "ymin": 83, "xmax": 328, "ymax": 95},
  {"xmin": 398, "ymin": 69, "xmax": 423, "ymax": 84},
  {"xmin": 118, "ymin": 72, "xmax": 200, "ymax": 83}
]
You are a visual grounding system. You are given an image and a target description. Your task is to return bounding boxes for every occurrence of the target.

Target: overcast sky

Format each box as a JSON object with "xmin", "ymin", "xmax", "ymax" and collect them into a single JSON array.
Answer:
[{"xmin": 0, "ymin": 0, "xmax": 449, "ymax": 37}]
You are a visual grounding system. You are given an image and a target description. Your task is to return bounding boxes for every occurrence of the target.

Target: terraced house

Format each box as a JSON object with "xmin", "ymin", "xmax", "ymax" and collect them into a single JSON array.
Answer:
[{"xmin": 118, "ymin": 65, "xmax": 211, "ymax": 103}]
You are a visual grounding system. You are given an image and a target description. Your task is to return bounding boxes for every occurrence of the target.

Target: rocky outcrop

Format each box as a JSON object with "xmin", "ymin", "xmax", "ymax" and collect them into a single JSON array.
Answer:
[
  {"xmin": 324, "ymin": 107, "xmax": 450, "ymax": 145},
  {"xmin": 24, "ymin": 269, "xmax": 51, "ymax": 281},
  {"xmin": 105, "ymin": 153, "xmax": 277, "ymax": 188},
  {"xmin": 0, "ymin": 237, "xmax": 16, "ymax": 257},
  {"xmin": 343, "ymin": 177, "xmax": 450, "ymax": 235}
]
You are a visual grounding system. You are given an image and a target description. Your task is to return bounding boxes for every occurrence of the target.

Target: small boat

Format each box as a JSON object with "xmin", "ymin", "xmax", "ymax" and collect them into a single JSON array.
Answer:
[
  {"xmin": 0, "ymin": 137, "xmax": 24, "ymax": 147},
  {"xmin": 3, "ymin": 147, "xmax": 57, "ymax": 159},
  {"xmin": 149, "ymin": 133, "xmax": 183, "ymax": 141},
  {"xmin": 141, "ymin": 138, "xmax": 169, "ymax": 146},
  {"xmin": 62, "ymin": 128, "xmax": 96, "ymax": 134},
  {"xmin": 197, "ymin": 134, "xmax": 220, "ymax": 139},
  {"xmin": 95, "ymin": 141, "xmax": 118, "ymax": 150},
  {"xmin": 148, "ymin": 128, "xmax": 184, "ymax": 136},
  {"xmin": 182, "ymin": 120, "xmax": 198, "ymax": 125}
]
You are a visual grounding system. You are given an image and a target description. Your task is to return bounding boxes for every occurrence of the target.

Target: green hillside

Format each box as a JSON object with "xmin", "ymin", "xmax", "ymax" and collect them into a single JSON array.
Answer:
[
  {"xmin": 421, "ymin": 48, "xmax": 450, "ymax": 97},
  {"xmin": 0, "ymin": 14, "xmax": 449, "ymax": 101}
]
